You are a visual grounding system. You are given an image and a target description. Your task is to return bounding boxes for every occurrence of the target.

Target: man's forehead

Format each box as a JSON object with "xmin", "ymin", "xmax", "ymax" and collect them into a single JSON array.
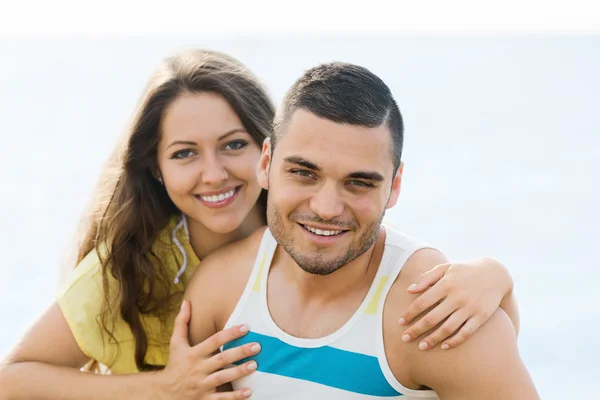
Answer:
[{"xmin": 275, "ymin": 109, "xmax": 395, "ymax": 171}]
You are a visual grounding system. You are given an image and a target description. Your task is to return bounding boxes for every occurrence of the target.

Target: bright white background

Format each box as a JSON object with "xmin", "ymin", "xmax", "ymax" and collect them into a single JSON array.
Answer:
[{"xmin": 1, "ymin": 3, "xmax": 599, "ymax": 399}]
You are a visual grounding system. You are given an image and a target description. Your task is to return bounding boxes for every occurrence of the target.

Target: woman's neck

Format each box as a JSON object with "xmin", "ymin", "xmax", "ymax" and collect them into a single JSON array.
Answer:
[{"xmin": 186, "ymin": 205, "xmax": 266, "ymax": 260}]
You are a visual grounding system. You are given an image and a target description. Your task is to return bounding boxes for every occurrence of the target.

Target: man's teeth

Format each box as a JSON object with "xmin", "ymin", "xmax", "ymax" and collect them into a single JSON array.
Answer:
[
  {"xmin": 200, "ymin": 188, "xmax": 236, "ymax": 203},
  {"xmin": 304, "ymin": 225, "xmax": 343, "ymax": 236}
]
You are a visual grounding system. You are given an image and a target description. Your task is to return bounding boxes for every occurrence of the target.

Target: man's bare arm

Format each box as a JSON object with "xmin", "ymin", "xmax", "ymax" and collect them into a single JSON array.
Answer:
[
  {"xmin": 422, "ymin": 309, "xmax": 537, "ymax": 399},
  {"xmin": 384, "ymin": 249, "xmax": 539, "ymax": 399}
]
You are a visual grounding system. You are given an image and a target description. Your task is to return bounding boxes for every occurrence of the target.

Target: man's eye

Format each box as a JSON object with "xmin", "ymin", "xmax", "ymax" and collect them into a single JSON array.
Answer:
[
  {"xmin": 348, "ymin": 180, "xmax": 374, "ymax": 188},
  {"xmin": 291, "ymin": 169, "xmax": 314, "ymax": 178}
]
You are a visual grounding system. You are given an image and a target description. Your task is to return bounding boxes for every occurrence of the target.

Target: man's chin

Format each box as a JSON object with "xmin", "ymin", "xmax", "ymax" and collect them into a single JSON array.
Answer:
[
  {"xmin": 297, "ymin": 264, "xmax": 342, "ymax": 276},
  {"xmin": 292, "ymin": 254, "xmax": 348, "ymax": 276}
]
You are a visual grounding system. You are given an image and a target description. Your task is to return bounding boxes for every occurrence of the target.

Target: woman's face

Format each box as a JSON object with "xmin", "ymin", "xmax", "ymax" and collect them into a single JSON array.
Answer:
[{"xmin": 157, "ymin": 92, "xmax": 263, "ymax": 234}]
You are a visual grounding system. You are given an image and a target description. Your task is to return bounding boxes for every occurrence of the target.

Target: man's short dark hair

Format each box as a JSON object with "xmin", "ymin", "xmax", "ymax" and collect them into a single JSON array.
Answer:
[{"xmin": 273, "ymin": 62, "xmax": 404, "ymax": 170}]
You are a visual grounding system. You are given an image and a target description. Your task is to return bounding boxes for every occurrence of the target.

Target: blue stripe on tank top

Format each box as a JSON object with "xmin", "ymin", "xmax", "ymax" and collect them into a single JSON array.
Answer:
[{"xmin": 223, "ymin": 331, "xmax": 402, "ymax": 397}]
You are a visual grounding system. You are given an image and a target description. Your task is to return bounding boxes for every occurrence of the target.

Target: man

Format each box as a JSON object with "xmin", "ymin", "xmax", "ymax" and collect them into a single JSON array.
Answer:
[{"xmin": 185, "ymin": 62, "xmax": 539, "ymax": 399}]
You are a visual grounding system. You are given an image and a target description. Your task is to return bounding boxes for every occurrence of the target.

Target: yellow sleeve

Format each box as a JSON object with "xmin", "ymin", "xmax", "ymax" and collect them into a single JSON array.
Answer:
[{"xmin": 56, "ymin": 249, "xmax": 124, "ymax": 368}]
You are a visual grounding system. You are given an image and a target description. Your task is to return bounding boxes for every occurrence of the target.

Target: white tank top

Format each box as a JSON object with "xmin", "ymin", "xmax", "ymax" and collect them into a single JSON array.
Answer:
[{"xmin": 222, "ymin": 226, "xmax": 440, "ymax": 399}]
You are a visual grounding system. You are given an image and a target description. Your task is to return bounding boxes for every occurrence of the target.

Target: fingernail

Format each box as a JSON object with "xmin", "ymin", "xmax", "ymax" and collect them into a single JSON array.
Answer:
[
  {"xmin": 419, "ymin": 342, "xmax": 429, "ymax": 350},
  {"xmin": 407, "ymin": 283, "xmax": 417, "ymax": 291},
  {"xmin": 239, "ymin": 325, "xmax": 249, "ymax": 333},
  {"xmin": 441, "ymin": 344, "xmax": 450, "ymax": 350},
  {"xmin": 247, "ymin": 361, "xmax": 257, "ymax": 370},
  {"xmin": 251, "ymin": 343, "xmax": 261, "ymax": 353},
  {"xmin": 398, "ymin": 317, "xmax": 406, "ymax": 325},
  {"xmin": 243, "ymin": 389, "xmax": 252, "ymax": 397},
  {"xmin": 402, "ymin": 334, "xmax": 411, "ymax": 342},
  {"xmin": 180, "ymin": 300, "xmax": 186, "ymax": 310}
]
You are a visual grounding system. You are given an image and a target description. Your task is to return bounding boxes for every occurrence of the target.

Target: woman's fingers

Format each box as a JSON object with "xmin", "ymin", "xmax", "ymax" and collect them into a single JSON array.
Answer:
[
  {"xmin": 194, "ymin": 325, "xmax": 250, "ymax": 357},
  {"xmin": 406, "ymin": 263, "xmax": 451, "ymax": 294},
  {"xmin": 164, "ymin": 314, "xmax": 259, "ymax": 397},
  {"xmin": 170, "ymin": 300, "xmax": 192, "ymax": 348},
  {"xmin": 440, "ymin": 317, "xmax": 481, "ymax": 350},
  {"xmin": 208, "ymin": 389, "xmax": 253, "ymax": 399},
  {"xmin": 399, "ymin": 282, "xmax": 447, "ymax": 326},
  {"xmin": 204, "ymin": 360, "xmax": 259, "ymax": 389},
  {"xmin": 416, "ymin": 310, "xmax": 469, "ymax": 350},
  {"xmin": 207, "ymin": 342, "xmax": 261, "ymax": 371},
  {"xmin": 401, "ymin": 300, "xmax": 457, "ymax": 344}
]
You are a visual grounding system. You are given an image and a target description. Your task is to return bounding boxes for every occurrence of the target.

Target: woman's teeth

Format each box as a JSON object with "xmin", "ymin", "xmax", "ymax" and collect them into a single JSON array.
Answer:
[{"xmin": 200, "ymin": 188, "xmax": 236, "ymax": 203}]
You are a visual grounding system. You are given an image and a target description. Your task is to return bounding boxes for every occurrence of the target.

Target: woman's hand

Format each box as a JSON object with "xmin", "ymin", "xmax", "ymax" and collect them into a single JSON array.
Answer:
[
  {"xmin": 159, "ymin": 301, "xmax": 260, "ymax": 399},
  {"xmin": 398, "ymin": 258, "xmax": 513, "ymax": 351}
]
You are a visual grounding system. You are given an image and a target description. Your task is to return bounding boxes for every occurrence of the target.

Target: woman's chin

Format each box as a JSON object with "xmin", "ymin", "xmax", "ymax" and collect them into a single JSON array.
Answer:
[{"xmin": 203, "ymin": 218, "xmax": 243, "ymax": 235}]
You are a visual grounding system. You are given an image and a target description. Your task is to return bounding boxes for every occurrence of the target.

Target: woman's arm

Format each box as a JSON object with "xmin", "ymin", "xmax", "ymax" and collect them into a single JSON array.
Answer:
[
  {"xmin": 0, "ymin": 302, "xmax": 157, "ymax": 400},
  {"xmin": 0, "ymin": 302, "xmax": 255, "ymax": 400},
  {"xmin": 396, "ymin": 257, "xmax": 519, "ymax": 350}
]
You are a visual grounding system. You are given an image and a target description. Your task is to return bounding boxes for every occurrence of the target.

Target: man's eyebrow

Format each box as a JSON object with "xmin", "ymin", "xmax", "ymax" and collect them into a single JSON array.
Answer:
[
  {"xmin": 283, "ymin": 156, "xmax": 320, "ymax": 171},
  {"xmin": 347, "ymin": 171, "xmax": 385, "ymax": 182},
  {"xmin": 284, "ymin": 156, "xmax": 384, "ymax": 181}
]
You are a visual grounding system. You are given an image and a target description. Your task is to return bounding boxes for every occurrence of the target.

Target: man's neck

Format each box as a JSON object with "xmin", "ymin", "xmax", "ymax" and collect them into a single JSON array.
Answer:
[{"xmin": 276, "ymin": 229, "xmax": 387, "ymax": 304}]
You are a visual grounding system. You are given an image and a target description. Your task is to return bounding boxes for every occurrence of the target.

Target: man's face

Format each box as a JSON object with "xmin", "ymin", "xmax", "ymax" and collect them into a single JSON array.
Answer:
[{"xmin": 258, "ymin": 109, "xmax": 403, "ymax": 275}]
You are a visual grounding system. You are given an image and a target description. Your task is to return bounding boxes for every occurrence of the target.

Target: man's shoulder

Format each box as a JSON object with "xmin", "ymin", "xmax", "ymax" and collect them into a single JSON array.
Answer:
[
  {"xmin": 185, "ymin": 227, "xmax": 266, "ymax": 315},
  {"xmin": 382, "ymin": 227, "xmax": 449, "ymax": 326},
  {"xmin": 392, "ymin": 245, "xmax": 448, "ymax": 290},
  {"xmin": 381, "ymin": 244, "xmax": 536, "ymax": 398},
  {"xmin": 201, "ymin": 226, "xmax": 267, "ymax": 272},
  {"xmin": 411, "ymin": 309, "xmax": 530, "ymax": 397},
  {"xmin": 383, "ymin": 225, "xmax": 439, "ymax": 256},
  {"xmin": 382, "ymin": 245, "xmax": 450, "ymax": 390},
  {"xmin": 184, "ymin": 227, "xmax": 268, "ymax": 340}
]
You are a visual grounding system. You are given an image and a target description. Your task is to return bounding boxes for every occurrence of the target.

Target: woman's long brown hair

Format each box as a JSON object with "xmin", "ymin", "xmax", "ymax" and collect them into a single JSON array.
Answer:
[{"xmin": 67, "ymin": 49, "xmax": 274, "ymax": 371}]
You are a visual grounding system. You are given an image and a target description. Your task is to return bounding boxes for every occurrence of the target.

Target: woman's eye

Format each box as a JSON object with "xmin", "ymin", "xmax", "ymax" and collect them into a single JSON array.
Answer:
[
  {"xmin": 171, "ymin": 149, "xmax": 195, "ymax": 159},
  {"xmin": 224, "ymin": 140, "xmax": 248, "ymax": 151}
]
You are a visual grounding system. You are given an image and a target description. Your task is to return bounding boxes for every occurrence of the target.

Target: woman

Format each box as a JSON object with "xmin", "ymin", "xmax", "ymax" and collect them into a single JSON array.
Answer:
[{"xmin": 0, "ymin": 49, "xmax": 517, "ymax": 399}]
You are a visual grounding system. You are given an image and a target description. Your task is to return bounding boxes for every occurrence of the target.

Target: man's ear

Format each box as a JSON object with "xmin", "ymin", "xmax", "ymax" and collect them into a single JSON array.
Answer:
[
  {"xmin": 386, "ymin": 162, "xmax": 404, "ymax": 209},
  {"xmin": 257, "ymin": 138, "xmax": 272, "ymax": 190}
]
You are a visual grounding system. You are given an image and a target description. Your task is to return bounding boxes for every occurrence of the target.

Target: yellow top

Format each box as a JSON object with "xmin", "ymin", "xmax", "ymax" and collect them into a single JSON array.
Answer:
[{"xmin": 57, "ymin": 215, "xmax": 200, "ymax": 374}]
